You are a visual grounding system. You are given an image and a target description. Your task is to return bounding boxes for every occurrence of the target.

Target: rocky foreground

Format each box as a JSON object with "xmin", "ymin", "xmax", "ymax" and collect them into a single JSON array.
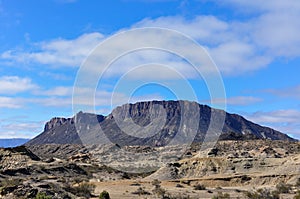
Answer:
[{"xmin": 0, "ymin": 140, "xmax": 299, "ymax": 198}]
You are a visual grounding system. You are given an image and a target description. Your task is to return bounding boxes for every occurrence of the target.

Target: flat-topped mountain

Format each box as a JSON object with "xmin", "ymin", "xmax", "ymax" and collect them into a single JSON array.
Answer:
[{"xmin": 26, "ymin": 100, "xmax": 295, "ymax": 146}]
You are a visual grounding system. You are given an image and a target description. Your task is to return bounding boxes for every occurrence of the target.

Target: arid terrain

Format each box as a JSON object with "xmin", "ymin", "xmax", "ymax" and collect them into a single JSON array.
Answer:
[
  {"xmin": 0, "ymin": 101, "xmax": 299, "ymax": 198},
  {"xmin": 0, "ymin": 140, "xmax": 299, "ymax": 198}
]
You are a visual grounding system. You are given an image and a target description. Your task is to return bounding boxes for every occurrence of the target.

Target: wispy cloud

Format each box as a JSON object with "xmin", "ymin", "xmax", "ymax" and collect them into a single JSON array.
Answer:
[
  {"xmin": 0, "ymin": 84, "xmax": 162, "ymax": 112},
  {"xmin": 33, "ymin": 86, "xmax": 73, "ymax": 97},
  {"xmin": 1, "ymin": 0, "xmax": 300, "ymax": 79},
  {"xmin": 221, "ymin": 0, "xmax": 300, "ymax": 57},
  {"xmin": 0, "ymin": 76, "xmax": 38, "ymax": 95},
  {"xmin": 225, "ymin": 96, "xmax": 263, "ymax": 105},
  {"xmin": 0, "ymin": 120, "xmax": 44, "ymax": 138},
  {"xmin": 1, "ymin": 33, "xmax": 104, "ymax": 67},
  {"xmin": 0, "ymin": 97, "xmax": 24, "ymax": 108},
  {"xmin": 2, "ymin": 1, "xmax": 300, "ymax": 77},
  {"xmin": 223, "ymin": 0, "xmax": 300, "ymax": 13},
  {"xmin": 247, "ymin": 109, "xmax": 300, "ymax": 123},
  {"xmin": 246, "ymin": 109, "xmax": 300, "ymax": 139},
  {"xmin": 264, "ymin": 85, "xmax": 300, "ymax": 100},
  {"xmin": 133, "ymin": 14, "xmax": 294, "ymax": 75},
  {"xmin": 38, "ymin": 71, "xmax": 71, "ymax": 81},
  {"xmin": 204, "ymin": 96, "xmax": 263, "ymax": 106}
]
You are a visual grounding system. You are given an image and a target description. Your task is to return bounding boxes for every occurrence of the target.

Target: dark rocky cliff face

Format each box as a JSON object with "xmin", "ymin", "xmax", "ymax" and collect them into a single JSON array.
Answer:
[
  {"xmin": 44, "ymin": 117, "xmax": 74, "ymax": 131},
  {"xmin": 26, "ymin": 100, "xmax": 296, "ymax": 146}
]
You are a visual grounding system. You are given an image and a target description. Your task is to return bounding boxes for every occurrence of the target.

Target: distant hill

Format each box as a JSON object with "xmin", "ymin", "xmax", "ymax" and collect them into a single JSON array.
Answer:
[
  {"xmin": 0, "ymin": 138, "xmax": 30, "ymax": 148},
  {"xmin": 26, "ymin": 100, "xmax": 296, "ymax": 146}
]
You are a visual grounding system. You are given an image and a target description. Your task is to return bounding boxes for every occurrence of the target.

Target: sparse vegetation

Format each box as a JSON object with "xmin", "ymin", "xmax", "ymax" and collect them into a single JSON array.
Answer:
[
  {"xmin": 163, "ymin": 193, "xmax": 191, "ymax": 199},
  {"xmin": 244, "ymin": 182, "xmax": 293, "ymax": 199},
  {"xmin": 35, "ymin": 192, "xmax": 52, "ymax": 199},
  {"xmin": 294, "ymin": 191, "xmax": 300, "ymax": 199},
  {"xmin": 194, "ymin": 183, "xmax": 206, "ymax": 190},
  {"xmin": 64, "ymin": 182, "xmax": 95, "ymax": 198},
  {"xmin": 152, "ymin": 185, "xmax": 166, "ymax": 197},
  {"xmin": 152, "ymin": 179, "xmax": 161, "ymax": 186},
  {"xmin": 132, "ymin": 187, "xmax": 151, "ymax": 195},
  {"xmin": 296, "ymin": 178, "xmax": 300, "ymax": 187},
  {"xmin": 212, "ymin": 192, "xmax": 231, "ymax": 199},
  {"xmin": 275, "ymin": 182, "xmax": 291, "ymax": 194},
  {"xmin": 180, "ymin": 180, "xmax": 191, "ymax": 186},
  {"xmin": 99, "ymin": 190, "xmax": 110, "ymax": 199},
  {"xmin": 176, "ymin": 183, "xmax": 184, "ymax": 188},
  {"xmin": 0, "ymin": 140, "xmax": 299, "ymax": 198},
  {"xmin": 244, "ymin": 188, "xmax": 279, "ymax": 199},
  {"xmin": 130, "ymin": 182, "xmax": 141, "ymax": 186},
  {"xmin": 0, "ymin": 178, "xmax": 23, "ymax": 187}
]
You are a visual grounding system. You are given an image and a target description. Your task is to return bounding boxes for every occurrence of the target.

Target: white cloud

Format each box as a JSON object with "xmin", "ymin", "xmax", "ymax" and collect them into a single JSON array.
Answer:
[
  {"xmin": 0, "ymin": 16, "xmax": 265, "ymax": 77},
  {"xmin": 223, "ymin": 0, "xmax": 300, "ymax": 12},
  {"xmin": 264, "ymin": 85, "xmax": 300, "ymax": 100},
  {"xmin": 134, "ymin": 14, "xmax": 300, "ymax": 75},
  {"xmin": 103, "ymin": 50, "xmax": 198, "ymax": 79},
  {"xmin": 253, "ymin": 12, "xmax": 300, "ymax": 57},
  {"xmin": 0, "ymin": 76, "xmax": 38, "ymax": 94},
  {"xmin": 38, "ymin": 71, "xmax": 71, "ymax": 81},
  {"xmin": 134, "ymin": 16, "xmax": 263, "ymax": 75},
  {"xmin": 0, "ymin": 97, "xmax": 23, "ymax": 108},
  {"xmin": 205, "ymin": 96, "xmax": 263, "ymax": 106},
  {"xmin": 2, "ymin": 9, "xmax": 300, "ymax": 77},
  {"xmin": 221, "ymin": 0, "xmax": 300, "ymax": 57},
  {"xmin": 209, "ymin": 41, "xmax": 271, "ymax": 74},
  {"xmin": 28, "ymin": 86, "xmax": 163, "ymax": 110},
  {"xmin": 34, "ymin": 86, "xmax": 73, "ymax": 97},
  {"xmin": 1, "ymin": 33, "xmax": 104, "ymax": 67},
  {"xmin": 1, "ymin": 122, "xmax": 42, "ymax": 133},
  {"xmin": 226, "ymin": 96, "xmax": 263, "ymax": 105},
  {"xmin": 0, "ymin": 84, "xmax": 162, "ymax": 109},
  {"xmin": 1, "ymin": 1, "xmax": 300, "ymax": 78},
  {"xmin": 134, "ymin": 15, "xmax": 229, "ymax": 43},
  {"xmin": 0, "ymin": 121, "xmax": 44, "ymax": 138},
  {"xmin": 247, "ymin": 109, "xmax": 300, "ymax": 124},
  {"xmin": 246, "ymin": 109, "xmax": 300, "ymax": 139}
]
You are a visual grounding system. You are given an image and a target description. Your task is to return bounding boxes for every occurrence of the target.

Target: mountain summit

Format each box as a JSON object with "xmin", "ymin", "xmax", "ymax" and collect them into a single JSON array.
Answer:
[{"xmin": 26, "ymin": 100, "xmax": 295, "ymax": 146}]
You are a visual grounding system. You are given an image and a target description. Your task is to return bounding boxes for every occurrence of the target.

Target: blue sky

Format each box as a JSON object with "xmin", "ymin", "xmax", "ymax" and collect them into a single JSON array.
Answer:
[{"xmin": 0, "ymin": 0, "xmax": 300, "ymax": 139}]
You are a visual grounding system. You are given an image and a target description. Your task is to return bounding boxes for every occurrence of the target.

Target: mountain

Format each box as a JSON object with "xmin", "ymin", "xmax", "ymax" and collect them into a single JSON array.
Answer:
[
  {"xmin": 26, "ymin": 100, "xmax": 295, "ymax": 146},
  {"xmin": 0, "ymin": 138, "xmax": 30, "ymax": 148}
]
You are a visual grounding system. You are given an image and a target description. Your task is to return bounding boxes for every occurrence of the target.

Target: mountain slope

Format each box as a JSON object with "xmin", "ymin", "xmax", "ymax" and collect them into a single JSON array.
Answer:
[{"xmin": 26, "ymin": 100, "xmax": 295, "ymax": 146}]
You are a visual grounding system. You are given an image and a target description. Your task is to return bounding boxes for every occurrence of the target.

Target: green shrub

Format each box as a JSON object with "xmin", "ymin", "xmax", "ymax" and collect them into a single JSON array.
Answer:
[
  {"xmin": 294, "ymin": 191, "xmax": 300, "ymax": 199},
  {"xmin": 35, "ymin": 192, "xmax": 52, "ymax": 199},
  {"xmin": 99, "ymin": 190, "xmax": 110, "ymax": 199}
]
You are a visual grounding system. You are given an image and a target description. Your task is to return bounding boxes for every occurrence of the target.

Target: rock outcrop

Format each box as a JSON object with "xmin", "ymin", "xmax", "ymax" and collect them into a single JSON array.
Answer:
[{"xmin": 26, "ymin": 100, "xmax": 296, "ymax": 146}]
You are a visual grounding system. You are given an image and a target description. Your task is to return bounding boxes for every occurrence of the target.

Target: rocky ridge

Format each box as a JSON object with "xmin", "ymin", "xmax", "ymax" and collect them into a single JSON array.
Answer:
[{"xmin": 26, "ymin": 100, "xmax": 295, "ymax": 147}]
